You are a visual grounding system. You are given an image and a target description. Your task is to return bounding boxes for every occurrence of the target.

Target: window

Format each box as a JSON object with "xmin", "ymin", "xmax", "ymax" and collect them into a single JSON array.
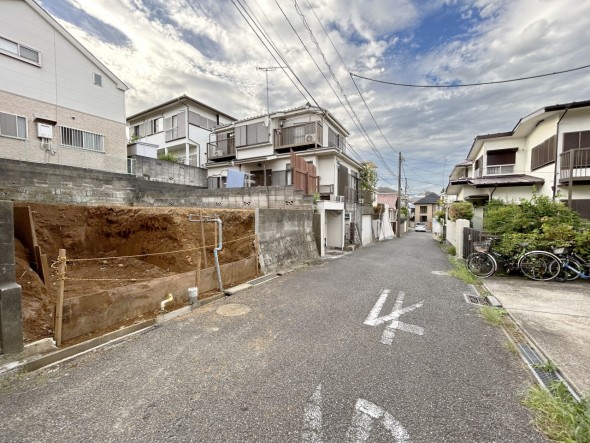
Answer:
[
  {"xmin": 531, "ymin": 135, "xmax": 557, "ymax": 171},
  {"xmin": 189, "ymin": 111, "xmax": 216, "ymax": 130},
  {"xmin": 474, "ymin": 157, "xmax": 483, "ymax": 177},
  {"xmin": 486, "ymin": 148, "xmax": 516, "ymax": 175},
  {"xmin": 60, "ymin": 126, "xmax": 104, "ymax": 152},
  {"xmin": 420, "ymin": 206, "xmax": 427, "ymax": 214},
  {"xmin": 93, "ymin": 73, "xmax": 102, "ymax": 87},
  {"xmin": 151, "ymin": 117, "xmax": 163, "ymax": 134},
  {"xmin": 564, "ymin": 131, "xmax": 590, "ymax": 151},
  {"xmin": 0, "ymin": 111, "xmax": 27, "ymax": 139},
  {"xmin": 0, "ymin": 36, "xmax": 40, "ymax": 65},
  {"xmin": 235, "ymin": 122, "xmax": 268, "ymax": 147}
]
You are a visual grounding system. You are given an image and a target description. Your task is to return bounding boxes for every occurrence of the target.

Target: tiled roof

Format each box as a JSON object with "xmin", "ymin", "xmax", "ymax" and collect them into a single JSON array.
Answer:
[
  {"xmin": 377, "ymin": 193, "xmax": 398, "ymax": 209},
  {"xmin": 414, "ymin": 192, "xmax": 440, "ymax": 204},
  {"xmin": 464, "ymin": 175, "xmax": 544, "ymax": 188}
]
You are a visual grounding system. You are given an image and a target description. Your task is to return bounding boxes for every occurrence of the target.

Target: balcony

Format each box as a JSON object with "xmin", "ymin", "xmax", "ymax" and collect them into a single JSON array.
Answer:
[
  {"xmin": 207, "ymin": 137, "xmax": 236, "ymax": 161},
  {"xmin": 560, "ymin": 148, "xmax": 590, "ymax": 183},
  {"xmin": 274, "ymin": 122, "xmax": 323, "ymax": 153}
]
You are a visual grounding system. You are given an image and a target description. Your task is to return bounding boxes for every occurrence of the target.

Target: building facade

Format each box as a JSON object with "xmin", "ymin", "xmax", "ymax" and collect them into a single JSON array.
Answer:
[
  {"xmin": 0, "ymin": 0, "xmax": 128, "ymax": 173},
  {"xmin": 447, "ymin": 100, "xmax": 590, "ymax": 220},
  {"xmin": 126, "ymin": 95, "xmax": 236, "ymax": 169}
]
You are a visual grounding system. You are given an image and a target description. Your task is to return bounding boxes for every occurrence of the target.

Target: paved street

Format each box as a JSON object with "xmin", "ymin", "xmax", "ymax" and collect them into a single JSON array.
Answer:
[{"xmin": 0, "ymin": 233, "xmax": 545, "ymax": 442}]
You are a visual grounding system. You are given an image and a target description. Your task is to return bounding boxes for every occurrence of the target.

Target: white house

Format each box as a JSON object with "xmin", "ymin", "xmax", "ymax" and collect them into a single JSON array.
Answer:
[
  {"xmin": 126, "ymin": 95, "xmax": 236, "ymax": 168},
  {"xmin": 447, "ymin": 99, "xmax": 590, "ymax": 222},
  {"xmin": 0, "ymin": 0, "xmax": 128, "ymax": 173},
  {"xmin": 206, "ymin": 104, "xmax": 363, "ymax": 254}
]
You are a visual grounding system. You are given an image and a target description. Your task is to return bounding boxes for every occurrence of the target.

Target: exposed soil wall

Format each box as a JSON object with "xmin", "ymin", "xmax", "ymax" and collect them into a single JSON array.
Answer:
[{"xmin": 14, "ymin": 203, "xmax": 255, "ymax": 344}]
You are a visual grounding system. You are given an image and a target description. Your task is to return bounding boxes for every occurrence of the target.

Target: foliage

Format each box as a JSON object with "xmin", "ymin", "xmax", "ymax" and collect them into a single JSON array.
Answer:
[
  {"xmin": 524, "ymin": 382, "xmax": 590, "ymax": 443},
  {"xmin": 447, "ymin": 245, "xmax": 456, "ymax": 256},
  {"xmin": 435, "ymin": 209, "xmax": 446, "ymax": 224},
  {"xmin": 449, "ymin": 201, "xmax": 474, "ymax": 221},
  {"xmin": 447, "ymin": 256, "xmax": 480, "ymax": 285},
  {"xmin": 483, "ymin": 193, "xmax": 589, "ymax": 260},
  {"xmin": 480, "ymin": 306, "xmax": 507, "ymax": 326},
  {"xmin": 359, "ymin": 162, "xmax": 378, "ymax": 192},
  {"xmin": 158, "ymin": 153, "xmax": 179, "ymax": 163}
]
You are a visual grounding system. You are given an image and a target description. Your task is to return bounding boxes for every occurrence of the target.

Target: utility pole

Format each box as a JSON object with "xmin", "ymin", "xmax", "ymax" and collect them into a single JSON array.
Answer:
[
  {"xmin": 396, "ymin": 152, "xmax": 402, "ymax": 238},
  {"xmin": 257, "ymin": 67, "xmax": 284, "ymax": 116}
]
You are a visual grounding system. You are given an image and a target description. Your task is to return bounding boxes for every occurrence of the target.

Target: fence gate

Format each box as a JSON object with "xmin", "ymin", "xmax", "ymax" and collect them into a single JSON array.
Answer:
[{"xmin": 291, "ymin": 151, "xmax": 319, "ymax": 195}]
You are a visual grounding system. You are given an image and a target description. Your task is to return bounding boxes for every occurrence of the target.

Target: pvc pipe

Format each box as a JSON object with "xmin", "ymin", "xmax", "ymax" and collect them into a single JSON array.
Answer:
[
  {"xmin": 160, "ymin": 293, "xmax": 173, "ymax": 311},
  {"xmin": 188, "ymin": 214, "xmax": 224, "ymax": 292}
]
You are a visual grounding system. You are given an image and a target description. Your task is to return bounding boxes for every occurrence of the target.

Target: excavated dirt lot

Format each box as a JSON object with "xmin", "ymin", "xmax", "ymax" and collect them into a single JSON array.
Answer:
[{"xmin": 14, "ymin": 203, "xmax": 255, "ymax": 344}]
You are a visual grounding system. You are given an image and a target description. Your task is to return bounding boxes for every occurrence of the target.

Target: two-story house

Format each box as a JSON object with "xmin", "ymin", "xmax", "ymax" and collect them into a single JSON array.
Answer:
[
  {"xmin": 447, "ymin": 100, "xmax": 590, "ymax": 223},
  {"xmin": 206, "ymin": 104, "xmax": 362, "ymax": 254},
  {"xmin": 0, "ymin": 0, "xmax": 128, "ymax": 173},
  {"xmin": 126, "ymin": 95, "xmax": 236, "ymax": 168}
]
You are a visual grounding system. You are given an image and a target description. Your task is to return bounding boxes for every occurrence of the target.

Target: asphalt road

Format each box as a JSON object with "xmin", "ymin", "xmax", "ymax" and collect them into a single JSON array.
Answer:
[{"xmin": 0, "ymin": 232, "xmax": 546, "ymax": 442}]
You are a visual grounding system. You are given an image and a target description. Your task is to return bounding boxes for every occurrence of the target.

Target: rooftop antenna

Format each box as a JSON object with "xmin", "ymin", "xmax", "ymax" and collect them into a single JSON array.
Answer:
[{"xmin": 257, "ymin": 66, "xmax": 285, "ymax": 117}]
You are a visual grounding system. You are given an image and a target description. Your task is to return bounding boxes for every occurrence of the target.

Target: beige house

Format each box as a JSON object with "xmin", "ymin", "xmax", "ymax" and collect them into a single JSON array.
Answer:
[
  {"xmin": 0, "ymin": 0, "xmax": 128, "ymax": 173},
  {"xmin": 414, "ymin": 192, "xmax": 440, "ymax": 231},
  {"xmin": 447, "ymin": 99, "xmax": 590, "ymax": 222}
]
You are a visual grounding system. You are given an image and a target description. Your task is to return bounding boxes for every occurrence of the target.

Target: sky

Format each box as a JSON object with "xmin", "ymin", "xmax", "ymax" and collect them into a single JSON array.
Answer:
[{"xmin": 37, "ymin": 0, "xmax": 590, "ymax": 194}]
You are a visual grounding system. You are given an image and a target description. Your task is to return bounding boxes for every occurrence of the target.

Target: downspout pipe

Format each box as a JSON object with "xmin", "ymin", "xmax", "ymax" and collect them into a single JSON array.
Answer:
[
  {"xmin": 554, "ymin": 107, "xmax": 570, "ymax": 201},
  {"xmin": 188, "ymin": 214, "xmax": 224, "ymax": 292}
]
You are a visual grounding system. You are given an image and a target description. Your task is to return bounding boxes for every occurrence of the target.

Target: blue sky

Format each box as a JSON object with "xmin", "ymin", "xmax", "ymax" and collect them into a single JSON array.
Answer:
[{"xmin": 38, "ymin": 0, "xmax": 590, "ymax": 193}]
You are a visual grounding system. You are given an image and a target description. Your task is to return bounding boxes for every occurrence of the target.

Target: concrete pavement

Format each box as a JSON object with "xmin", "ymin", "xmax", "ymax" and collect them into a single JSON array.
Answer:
[{"xmin": 483, "ymin": 276, "xmax": 590, "ymax": 397}]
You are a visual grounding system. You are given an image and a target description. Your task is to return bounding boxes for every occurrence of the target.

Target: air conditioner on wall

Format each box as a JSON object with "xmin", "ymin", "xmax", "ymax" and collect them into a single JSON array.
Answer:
[{"xmin": 304, "ymin": 133, "xmax": 316, "ymax": 143}]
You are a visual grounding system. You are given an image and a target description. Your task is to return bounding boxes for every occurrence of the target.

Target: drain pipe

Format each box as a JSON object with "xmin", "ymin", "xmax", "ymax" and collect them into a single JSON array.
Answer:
[
  {"xmin": 189, "ymin": 214, "xmax": 224, "ymax": 292},
  {"xmin": 160, "ymin": 293, "xmax": 173, "ymax": 311}
]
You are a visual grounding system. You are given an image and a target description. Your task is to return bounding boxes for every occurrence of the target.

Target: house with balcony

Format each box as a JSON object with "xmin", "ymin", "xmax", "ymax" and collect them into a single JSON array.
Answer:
[
  {"xmin": 447, "ymin": 99, "xmax": 590, "ymax": 223},
  {"xmin": 0, "ymin": 0, "xmax": 128, "ymax": 173},
  {"xmin": 206, "ymin": 104, "xmax": 363, "ymax": 254},
  {"xmin": 126, "ymin": 95, "xmax": 236, "ymax": 170}
]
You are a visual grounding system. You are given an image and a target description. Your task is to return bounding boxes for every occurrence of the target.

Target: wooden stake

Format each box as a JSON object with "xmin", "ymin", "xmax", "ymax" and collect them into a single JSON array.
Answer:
[
  {"xmin": 254, "ymin": 235, "xmax": 260, "ymax": 276},
  {"xmin": 199, "ymin": 209, "xmax": 208, "ymax": 268},
  {"xmin": 196, "ymin": 254, "xmax": 201, "ymax": 289},
  {"xmin": 54, "ymin": 249, "xmax": 66, "ymax": 347}
]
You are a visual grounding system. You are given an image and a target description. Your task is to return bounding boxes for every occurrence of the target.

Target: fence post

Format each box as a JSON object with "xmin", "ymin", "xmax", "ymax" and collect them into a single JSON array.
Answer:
[
  {"xmin": 254, "ymin": 235, "xmax": 260, "ymax": 276},
  {"xmin": 54, "ymin": 249, "xmax": 66, "ymax": 347}
]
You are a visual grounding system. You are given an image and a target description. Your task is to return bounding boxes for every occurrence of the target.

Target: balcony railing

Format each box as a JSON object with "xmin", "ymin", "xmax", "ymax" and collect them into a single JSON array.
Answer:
[
  {"xmin": 207, "ymin": 138, "xmax": 236, "ymax": 160},
  {"xmin": 560, "ymin": 148, "xmax": 590, "ymax": 182},
  {"xmin": 274, "ymin": 121, "xmax": 323, "ymax": 151}
]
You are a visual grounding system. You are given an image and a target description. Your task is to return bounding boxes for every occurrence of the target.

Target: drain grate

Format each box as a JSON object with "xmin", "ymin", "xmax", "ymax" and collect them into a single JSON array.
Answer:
[
  {"xmin": 517, "ymin": 342, "xmax": 580, "ymax": 401},
  {"xmin": 248, "ymin": 274, "xmax": 278, "ymax": 286},
  {"xmin": 464, "ymin": 293, "xmax": 490, "ymax": 305}
]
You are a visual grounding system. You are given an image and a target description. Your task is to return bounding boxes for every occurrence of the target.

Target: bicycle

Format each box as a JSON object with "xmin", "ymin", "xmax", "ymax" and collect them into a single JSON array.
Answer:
[
  {"xmin": 466, "ymin": 239, "xmax": 562, "ymax": 281},
  {"xmin": 551, "ymin": 247, "xmax": 590, "ymax": 282}
]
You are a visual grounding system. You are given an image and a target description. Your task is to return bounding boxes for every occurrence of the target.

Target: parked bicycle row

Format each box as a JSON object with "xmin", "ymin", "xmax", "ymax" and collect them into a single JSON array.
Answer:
[{"xmin": 465, "ymin": 238, "xmax": 590, "ymax": 282}]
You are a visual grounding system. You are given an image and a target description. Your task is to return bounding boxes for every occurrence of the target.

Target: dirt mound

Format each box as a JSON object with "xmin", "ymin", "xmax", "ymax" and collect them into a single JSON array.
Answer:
[{"xmin": 14, "ymin": 203, "xmax": 255, "ymax": 343}]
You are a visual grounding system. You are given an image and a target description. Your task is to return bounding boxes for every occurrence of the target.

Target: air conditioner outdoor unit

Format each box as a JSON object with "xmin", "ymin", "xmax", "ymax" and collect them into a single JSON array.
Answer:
[
  {"xmin": 37, "ymin": 122, "xmax": 53, "ymax": 139},
  {"xmin": 304, "ymin": 133, "xmax": 316, "ymax": 143},
  {"xmin": 214, "ymin": 150, "xmax": 223, "ymax": 157},
  {"xmin": 335, "ymin": 195, "xmax": 345, "ymax": 202}
]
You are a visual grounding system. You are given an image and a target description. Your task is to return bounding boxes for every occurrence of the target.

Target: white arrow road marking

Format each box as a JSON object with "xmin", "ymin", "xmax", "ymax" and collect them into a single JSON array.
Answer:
[
  {"xmin": 302, "ymin": 384, "xmax": 411, "ymax": 442},
  {"xmin": 364, "ymin": 291, "xmax": 424, "ymax": 345}
]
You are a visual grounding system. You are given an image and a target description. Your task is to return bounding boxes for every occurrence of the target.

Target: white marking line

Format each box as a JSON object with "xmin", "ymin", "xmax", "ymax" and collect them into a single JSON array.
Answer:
[
  {"xmin": 303, "ymin": 385, "xmax": 411, "ymax": 443},
  {"xmin": 302, "ymin": 384, "xmax": 324, "ymax": 443},
  {"xmin": 364, "ymin": 291, "xmax": 424, "ymax": 345}
]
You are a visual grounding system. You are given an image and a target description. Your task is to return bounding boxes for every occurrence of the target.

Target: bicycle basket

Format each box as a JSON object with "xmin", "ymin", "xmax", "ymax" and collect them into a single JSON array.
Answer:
[
  {"xmin": 551, "ymin": 246, "xmax": 570, "ymax": 255},
  {"xmin": 473, "ymin": 241, "xmax": 490, "ymax": 253}
]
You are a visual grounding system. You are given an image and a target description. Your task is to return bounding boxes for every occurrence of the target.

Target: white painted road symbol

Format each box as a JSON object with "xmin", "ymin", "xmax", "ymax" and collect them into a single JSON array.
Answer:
[
  {"xmin": 302, "ymin": 384, "xmax": 411, "ymax": 442},
  {"xmin": 364, "ymin": 290, "xmax": 424, "ymax": 345}
]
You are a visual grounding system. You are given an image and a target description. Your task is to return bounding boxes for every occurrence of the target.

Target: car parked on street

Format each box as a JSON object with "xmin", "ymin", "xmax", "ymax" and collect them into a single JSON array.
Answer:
[{"xmin": 415, "ymin": 222, "xmax": 427, "ymax": 232}]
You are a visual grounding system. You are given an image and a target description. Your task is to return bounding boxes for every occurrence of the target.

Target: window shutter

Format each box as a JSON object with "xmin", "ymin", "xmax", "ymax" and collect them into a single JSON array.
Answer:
[{"xmin": 235, "ymin": 126, "xmax": 247, "ymax": 147}]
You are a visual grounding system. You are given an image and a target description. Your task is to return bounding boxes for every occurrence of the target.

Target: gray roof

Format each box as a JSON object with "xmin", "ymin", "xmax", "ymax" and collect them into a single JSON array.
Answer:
[
  {"xmin": 414, "ymin": 192, "xmax": 440, "ymax": 204},
  {"xmin": 465, "ymin": 175, "xmax": 544, "ymax": 188}
]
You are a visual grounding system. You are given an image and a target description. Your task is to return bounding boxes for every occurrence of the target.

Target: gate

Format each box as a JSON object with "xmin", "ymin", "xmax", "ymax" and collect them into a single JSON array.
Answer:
[{"xmin": 291, "ymin": 151, "xmax": 319, "ymax": 195}]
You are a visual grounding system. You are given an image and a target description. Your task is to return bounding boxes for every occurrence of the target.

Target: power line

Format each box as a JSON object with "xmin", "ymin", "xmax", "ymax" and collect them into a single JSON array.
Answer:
[{"xmin": 350, "ymin": 63, "xmax": 590, "ymax": 88}]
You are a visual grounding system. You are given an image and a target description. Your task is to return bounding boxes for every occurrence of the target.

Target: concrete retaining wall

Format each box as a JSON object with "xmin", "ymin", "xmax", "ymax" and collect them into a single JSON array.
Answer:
[
  {"xmin": 130, "ymin": 155, "xmax": 207, "ymax": 187},
  {"xmin": 0, "ymin": 158, "xmax": 314, "ymax": 209},
  {"xmin": 256, "ymin": 208, "xmax": 319, "ymax": 274}
]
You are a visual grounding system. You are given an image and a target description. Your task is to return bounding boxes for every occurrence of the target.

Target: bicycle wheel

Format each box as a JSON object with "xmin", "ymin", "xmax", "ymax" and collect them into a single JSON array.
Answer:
[
  {"xmin": 466, "ymin": 252, "xmax": 495, "ymax": 278},
  {"xmin": 555, "ymin": 258, "xmax": 583, "ymax": 282},
  {"xmin": 519, "ymin": 251, "xmax": 561, "ymax": 281}
]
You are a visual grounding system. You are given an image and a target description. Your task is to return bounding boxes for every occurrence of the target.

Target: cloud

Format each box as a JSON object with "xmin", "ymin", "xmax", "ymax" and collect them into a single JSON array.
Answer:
[{"xmin": 37, "ymin": 0, "xmax": 590, "ymax": 192}]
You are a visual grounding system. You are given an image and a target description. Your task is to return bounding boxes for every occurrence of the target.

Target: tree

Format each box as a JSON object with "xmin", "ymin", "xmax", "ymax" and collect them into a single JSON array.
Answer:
[
  {"xmin": 449, "ymin": 201, "xmax": 474, "ymax": 221},
  {"xmin": 360, "ymin": 162, "xmax": 378, "ymax": 192}
]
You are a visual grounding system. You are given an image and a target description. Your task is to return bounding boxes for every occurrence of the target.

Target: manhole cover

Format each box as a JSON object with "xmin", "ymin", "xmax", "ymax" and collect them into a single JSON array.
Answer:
[{"xmin": 216, "ymin": 304, "xmax": 251, "ymax": 317}]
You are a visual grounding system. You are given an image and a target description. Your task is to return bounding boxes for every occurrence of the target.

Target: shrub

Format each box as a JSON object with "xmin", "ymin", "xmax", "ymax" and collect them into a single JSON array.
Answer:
[
  {"xmin": 158, "ymin": 153, "xmax": 179, "ymax": 163},
  {"xmin": 447, "ymin": 245, "xmax": 456, "ymax": 256},
  {"xmin": 449, "ymin": 201, "xmax": 474, "ymax": 221}
]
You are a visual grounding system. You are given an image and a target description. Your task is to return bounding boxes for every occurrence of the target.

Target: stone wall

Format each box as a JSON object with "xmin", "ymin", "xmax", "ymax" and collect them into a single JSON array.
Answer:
[{"xmin": 256, "ymin": 208, "xmax": 319, "ymax": 274}]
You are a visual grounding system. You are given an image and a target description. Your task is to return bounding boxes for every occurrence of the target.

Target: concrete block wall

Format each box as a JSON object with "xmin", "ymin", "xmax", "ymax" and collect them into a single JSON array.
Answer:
[
  {"xmin": 130, "ymin": 155, "xmax": 207, "ymax": 188},
  {"xmin": 0, "ymin": 158, "xmax": 313, "ymax": 210},
  {"xmin": 0, "ymin": 201, "xmax": 24, "ymax": 354},
  {"xmin": 256, "ymin": 208, "xmax": 319, "ymax": 274}
]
